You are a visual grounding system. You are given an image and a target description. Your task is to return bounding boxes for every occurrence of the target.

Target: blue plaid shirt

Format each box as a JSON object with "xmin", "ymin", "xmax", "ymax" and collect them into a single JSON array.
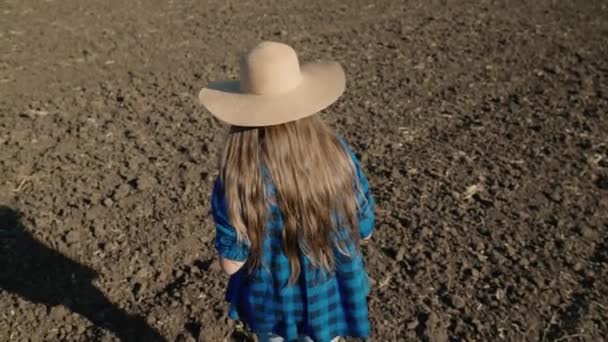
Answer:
[{"xmin": 211, "ymin": 141, "xmax": 375, "ymax": 342}]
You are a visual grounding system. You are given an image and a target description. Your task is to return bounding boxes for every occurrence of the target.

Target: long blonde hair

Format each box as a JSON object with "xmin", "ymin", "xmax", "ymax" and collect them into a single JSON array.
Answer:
[{"xmin": 219, "ymin": 115, "xmax": 360, "ymax": 283}]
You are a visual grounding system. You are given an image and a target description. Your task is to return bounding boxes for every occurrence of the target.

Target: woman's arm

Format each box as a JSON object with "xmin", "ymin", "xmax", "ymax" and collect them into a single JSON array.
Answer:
[
  {"xmin": 219, "ymin": 257, "xmax": 246, "ymax": 275},
  {"xmin": 212, "ymin": 179, "xmax": 250, "ymax": 275}
]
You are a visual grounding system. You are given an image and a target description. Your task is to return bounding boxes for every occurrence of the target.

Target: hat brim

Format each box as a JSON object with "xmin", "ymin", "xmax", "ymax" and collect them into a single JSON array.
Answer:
[{"xmin": 198, "ymin": 61, "xmax": 345, "ymax": 127}]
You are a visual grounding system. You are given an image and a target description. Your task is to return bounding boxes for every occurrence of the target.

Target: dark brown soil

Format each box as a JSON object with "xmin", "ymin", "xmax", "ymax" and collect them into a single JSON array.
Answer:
[{"xmin": 1, "ymin": 0, "xmax": 607, "ymax": 341}]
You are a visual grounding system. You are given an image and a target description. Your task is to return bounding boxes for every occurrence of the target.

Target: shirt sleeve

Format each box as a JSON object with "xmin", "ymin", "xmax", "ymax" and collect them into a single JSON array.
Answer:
[
  {"xmin": 211, "ymin": 179, "xmax": 250, "ymax": 262},
  {"xmin": 339, "ymin": 138, "xmax": 376, "ymax": 239}
]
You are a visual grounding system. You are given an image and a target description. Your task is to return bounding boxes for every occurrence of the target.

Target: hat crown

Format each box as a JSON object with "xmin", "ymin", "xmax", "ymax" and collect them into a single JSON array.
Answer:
[{"xmin": 239, "ymin": 41, "xmax": 302, "ymax": 95}]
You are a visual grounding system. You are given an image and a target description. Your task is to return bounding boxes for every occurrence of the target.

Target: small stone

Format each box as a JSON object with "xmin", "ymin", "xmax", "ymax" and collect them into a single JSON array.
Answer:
[
  {"xmin": 490, "ymin": 250, "xmax": 504, "ymax": 264},
  {"xmin": 49, "ymin": 305, "xmax": 69, "ymax": 320},
  {"xmin": 450, "ymin": 295, "xmax": 466, "ymax": 309},
  {"xmin": 92, "ymin": 222, "xmax": 105, "ymax": 237},
  {"xmin": 134, "ymin": 174, "xmax": 156, "ymax": 191},
  {"xmin": 45, "ymin": 330, "xmax": 59, "ymax": 340},
  {"xmin": 470, "ymin": 268, "xmax": 480, "ymax": 279},
  {"xmin": 580, "ymin": 227, "xmax": 599, "ymax": 240},
  {"xmin": 65, "ymin": 230, "xmax": 80, "ymax": 244},
  {"xmin": 113, "ymin": 183, "xmax": 131, "ymax": 200},
  {"xmin": 420, "ymin": 226, "xmax": 432, "ymax": 237},
  {"xmin": 407, "ymin": 320, "xmax": 418, "ymax": 330},
  {"xmin": 472, "ymin": 318, "xmax": 482, "ymax": 330},
  {"xmin": 395, "ymin": 246, "xmax": 406, "ymax": 262},
  {"xmin": 103, "ymin": 197, "xmax": 114, "ymax": 207},
  {"xmin": 573, "ymin": 262, "xmax": 584, "ymax": 272},
  {"xmin": 549, "ymin": 190, "xmax": 561, "ymax": 203},
  {"xmin": 391, "ymin": 168, "xmax": 401, "ymax": 179},
  {"xmin": 76, "ymin": 324, "xmax": 86, "ymax": 335},
  {"xmin": 549, "ymin": 294, "xmax": 561, "ymax": 306},
  {"xmin": 425, "ymin": 312, "xmax": 448, "ymax": 341},
  {"xmin": 86, "ymin": 192, "xmax": 102, "ymax": 205},
  {"xmin": 505, "ymin": 244, "xmax": 517, "ymax": 257},
  {"xmin": 135, "ymin": 268, "xmax": 149, "ymax": 279}
]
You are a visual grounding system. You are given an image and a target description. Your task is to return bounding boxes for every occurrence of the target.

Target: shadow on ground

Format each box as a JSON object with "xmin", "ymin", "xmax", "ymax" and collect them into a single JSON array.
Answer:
[{"xmin": 0, "ymin": 205, "xmax": 166, "ymax": 341}]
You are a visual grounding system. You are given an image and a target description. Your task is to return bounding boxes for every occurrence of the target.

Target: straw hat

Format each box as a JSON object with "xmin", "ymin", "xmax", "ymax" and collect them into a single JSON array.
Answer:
[{"xmin": 198, "ymin": 41, "xmax": 345, "ymax": 127}]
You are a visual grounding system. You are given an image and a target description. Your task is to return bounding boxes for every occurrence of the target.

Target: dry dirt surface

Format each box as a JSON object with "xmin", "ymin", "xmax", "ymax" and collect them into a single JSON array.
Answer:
[{"xmin": 1, "ymin": 0, "xmax": 608, "ymax": 341}]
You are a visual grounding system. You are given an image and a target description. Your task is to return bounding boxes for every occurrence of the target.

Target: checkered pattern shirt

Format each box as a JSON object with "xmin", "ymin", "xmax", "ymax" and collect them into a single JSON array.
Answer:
[{"xmin": 211, "ymin": 141, "xmax": 375, "ymax": 342}]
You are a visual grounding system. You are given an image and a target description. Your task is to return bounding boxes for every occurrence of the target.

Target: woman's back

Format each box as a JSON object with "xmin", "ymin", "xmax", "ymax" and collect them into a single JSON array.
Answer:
[
  {"xmin": 212, "ymin": 131, "xmax": 374, "ymax": 341},
  {"xmin": 217, "ymin": 116, "xmax": 365, "ymax": 279}
]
